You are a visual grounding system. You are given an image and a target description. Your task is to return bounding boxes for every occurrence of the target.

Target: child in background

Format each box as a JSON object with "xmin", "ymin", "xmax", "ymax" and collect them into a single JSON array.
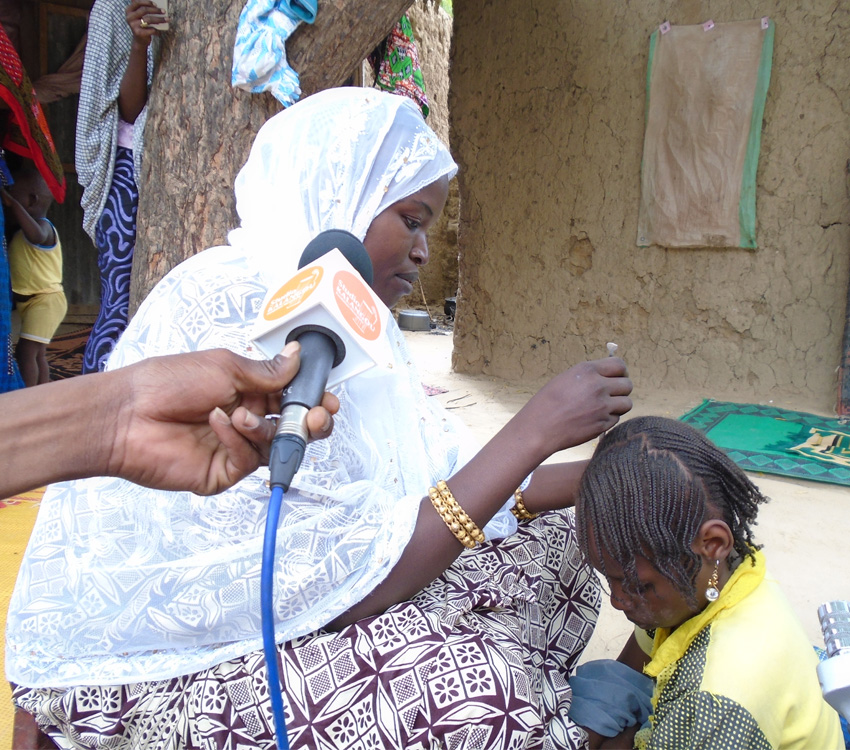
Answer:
[
  {"xmin": 572, "ymin": 416, "xmax": 842, "ymax": 749},
  {"xmin": 3, "ymin": 164, "xmax": 67, "ymax": 386}
]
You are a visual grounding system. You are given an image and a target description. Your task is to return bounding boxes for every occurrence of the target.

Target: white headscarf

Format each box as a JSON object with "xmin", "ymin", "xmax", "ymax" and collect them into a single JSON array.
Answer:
[
  {"xmin": 230, "ymin": 86, "xmax": 457, "ymax": 283},
  {"xmin": 6, "ymin": 88, "xmax": 517, "ymax": 689}
]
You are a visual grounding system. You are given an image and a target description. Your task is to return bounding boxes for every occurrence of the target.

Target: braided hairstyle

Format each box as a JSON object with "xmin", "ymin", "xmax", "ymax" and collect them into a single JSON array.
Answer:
[{"xmin": 576, "ymin": 416, "xmax": 768, "ymax": 608}]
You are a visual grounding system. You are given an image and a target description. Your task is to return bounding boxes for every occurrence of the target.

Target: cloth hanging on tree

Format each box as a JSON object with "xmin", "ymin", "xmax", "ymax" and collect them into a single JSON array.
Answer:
[
  {"xmin": 0, "ymin": 24, "xmax": 65, "ymax": 202},
  {"xmin": 636, "ymin": 18, "xmax": 774, "ymax": 249},
  {"xmin": 32, "ymin": 33, "xmax": 86, "ymax": 105},
  {"xmin": 232, "ymin": 0, "xmax": 317, "ymax": 107},
  {"xmin": 368, "ymin": 15, "xmax": 429, "ymax": 118}
]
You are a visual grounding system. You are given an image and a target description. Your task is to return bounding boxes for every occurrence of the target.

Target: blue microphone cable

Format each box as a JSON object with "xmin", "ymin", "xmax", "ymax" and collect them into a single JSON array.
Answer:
[
  {"xmin": 263, "ymin": 430, "xmax": 308, "ymax": 749},
  {"xmin": 259, "ymin": 229, "xmax": 371, "ymax": 747},
  {"xmin": 262, "ymin": 482, "xmax": 290, "ymax": 750}
]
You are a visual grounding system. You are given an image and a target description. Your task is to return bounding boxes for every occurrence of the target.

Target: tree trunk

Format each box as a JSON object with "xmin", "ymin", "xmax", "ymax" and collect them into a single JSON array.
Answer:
[{"xmin": 131, "ymin": 0, "xmax": 414, "ymax": 313}]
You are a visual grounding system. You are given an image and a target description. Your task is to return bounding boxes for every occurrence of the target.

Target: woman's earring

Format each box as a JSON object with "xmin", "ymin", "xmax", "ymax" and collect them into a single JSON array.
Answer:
[{"xmin": 705, "ymin": 560, "xmax": 720, "ymax": 602}]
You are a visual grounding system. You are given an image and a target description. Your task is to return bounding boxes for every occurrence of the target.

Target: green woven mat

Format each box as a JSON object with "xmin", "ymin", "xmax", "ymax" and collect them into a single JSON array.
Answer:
[{"xmin": 679, "ymin": 399, "xmax": 850, "ymax": 487}]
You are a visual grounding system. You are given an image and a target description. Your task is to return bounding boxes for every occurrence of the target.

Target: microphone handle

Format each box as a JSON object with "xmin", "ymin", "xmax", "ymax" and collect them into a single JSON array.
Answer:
[
  {"xmin": 280, "ymin": 329, "xmax": 337, "ymax": 420},
  {"xmin": 269, "ymin": 329, "xmax": 337, "ymax": 490}
]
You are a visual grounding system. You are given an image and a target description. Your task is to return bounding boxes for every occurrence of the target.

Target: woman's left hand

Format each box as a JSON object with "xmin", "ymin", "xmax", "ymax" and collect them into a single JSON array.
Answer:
[
  {"xmin": 512, "ymin": 357, "xmax": 633, "ymax": 461},
  {"xmin": 125, "ymin": 0, "xmax": 168, "ymax": 41}
]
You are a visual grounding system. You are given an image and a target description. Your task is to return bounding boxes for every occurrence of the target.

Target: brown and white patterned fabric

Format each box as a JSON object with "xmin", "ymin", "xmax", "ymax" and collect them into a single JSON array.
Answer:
[{"xmin": 15, "ymin": 509, "xmax": 600, "ymax": 749}]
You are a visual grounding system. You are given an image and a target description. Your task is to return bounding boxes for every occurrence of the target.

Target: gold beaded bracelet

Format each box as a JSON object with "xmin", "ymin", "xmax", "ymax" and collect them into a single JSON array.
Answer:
[
  {"xmin": 427, "ymin": 480, "xmax": 485, "ymax": 549},
  {"xmin": 510, "ymin": 487, "xmax": 538, "ymax": 521},
  {"xmin": 428, "ymin": 485, "xmax": 476, "ymax": 549}
]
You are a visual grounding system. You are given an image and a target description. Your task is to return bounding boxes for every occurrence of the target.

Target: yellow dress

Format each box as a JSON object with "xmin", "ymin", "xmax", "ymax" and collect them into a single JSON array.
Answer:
[{"xmin": 636, "ymin": 551, "xmax": 842, "ymax": 750}]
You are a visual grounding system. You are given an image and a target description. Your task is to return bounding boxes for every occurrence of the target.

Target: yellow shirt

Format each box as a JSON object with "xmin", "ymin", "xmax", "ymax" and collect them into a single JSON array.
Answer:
[
  {"xmin": 635, "ymin": 551, "xmax": 842, "ymax": 749},
  {"xmin": 8, "ymin": 221, "xmax": 63, "ymax": 296}
]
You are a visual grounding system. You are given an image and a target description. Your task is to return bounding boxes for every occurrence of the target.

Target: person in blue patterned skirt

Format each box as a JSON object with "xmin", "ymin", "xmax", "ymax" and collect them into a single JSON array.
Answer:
[{"xmin": 77, "ymin": 0, "xmax": 166, "ymax": 373}]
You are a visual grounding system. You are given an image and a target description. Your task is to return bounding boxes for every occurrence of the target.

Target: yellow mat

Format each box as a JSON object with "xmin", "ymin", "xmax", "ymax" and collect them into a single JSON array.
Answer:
[{"xmin": 0, "ymin": 490, "xmax": 43, "ymax": 750}]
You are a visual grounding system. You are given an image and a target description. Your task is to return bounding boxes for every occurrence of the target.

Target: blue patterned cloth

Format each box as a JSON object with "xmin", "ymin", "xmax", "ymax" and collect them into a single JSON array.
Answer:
[
  {"xmin": 82, "ymin": 147, "xmax": 138, "ymax": 374},
  {"xmin": 0, "ymin": 152, "xmax": 24, "ymax": 393},
  {"xmin": 231, "ymin": 0, "xmax": 317, "ymax": 106}
]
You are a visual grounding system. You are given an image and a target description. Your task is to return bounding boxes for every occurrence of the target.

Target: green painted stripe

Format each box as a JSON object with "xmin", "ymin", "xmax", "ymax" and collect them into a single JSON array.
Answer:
[
  {"xmin": 738, "ymin": 20, "xmax": 775, "ymax": 249},
  {"xmin": 638, "ymin": 29, "xmax": 659, "ymax": 247}
]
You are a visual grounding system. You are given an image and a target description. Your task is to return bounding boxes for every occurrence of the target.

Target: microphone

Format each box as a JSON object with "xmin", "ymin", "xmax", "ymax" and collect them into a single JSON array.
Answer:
[
  {"xmin": 267, "ymin": 230, "xmax": 374, "ymax": 490},
  {"xmin": 260, "ymin": 230, "xmax": 380, "ymax": 750},
  {"xmin": 297, "ymin": 229, "xmax": 373, "ymax": 284}
]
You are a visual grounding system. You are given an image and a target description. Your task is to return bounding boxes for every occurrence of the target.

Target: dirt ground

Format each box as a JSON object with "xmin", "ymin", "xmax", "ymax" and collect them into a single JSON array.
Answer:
[{"xmin": 403, "ymin": 326, "xmax": 850, "ymax": 662}]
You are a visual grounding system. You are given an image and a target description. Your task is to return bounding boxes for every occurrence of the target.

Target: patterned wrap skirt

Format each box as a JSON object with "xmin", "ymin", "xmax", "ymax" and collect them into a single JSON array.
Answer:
[
  {"xmin": 14, "ymin": 509, "xmax": 600, "ymax": 749},
  {"xmin": 81, "ymin": 146, "xmax": 138, "ymax": 375}
]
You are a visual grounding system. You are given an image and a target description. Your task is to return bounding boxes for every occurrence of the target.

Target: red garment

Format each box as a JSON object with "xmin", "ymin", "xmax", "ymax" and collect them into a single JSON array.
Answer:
[{"xmin": 0, "ymin": 23, "xmax": 65, "ymax": 202}]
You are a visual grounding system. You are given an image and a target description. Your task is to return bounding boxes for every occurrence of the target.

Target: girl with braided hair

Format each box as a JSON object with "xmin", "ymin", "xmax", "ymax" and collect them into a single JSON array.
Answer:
[{"xmin": 572, "ymin": 416, "xmax": 842, "ymax": 749}]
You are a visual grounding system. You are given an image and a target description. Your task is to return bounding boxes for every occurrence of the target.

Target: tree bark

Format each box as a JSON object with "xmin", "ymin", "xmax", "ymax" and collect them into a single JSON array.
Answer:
[{"xmin": 131, "ymin": 0, "xmax": 414, "ymax": 313}]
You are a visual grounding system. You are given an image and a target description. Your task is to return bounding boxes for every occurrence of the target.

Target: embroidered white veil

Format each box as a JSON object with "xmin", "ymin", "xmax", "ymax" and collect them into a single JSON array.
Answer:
[{"xmin": 7, "ymin": 88, "xmax": 518, "ymax": 688}]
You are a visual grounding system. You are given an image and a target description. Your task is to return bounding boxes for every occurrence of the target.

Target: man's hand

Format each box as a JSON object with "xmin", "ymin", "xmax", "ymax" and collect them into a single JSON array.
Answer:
[{"xmin": 106, "ymin": 344, "xmax": 338, "ymax": 495}]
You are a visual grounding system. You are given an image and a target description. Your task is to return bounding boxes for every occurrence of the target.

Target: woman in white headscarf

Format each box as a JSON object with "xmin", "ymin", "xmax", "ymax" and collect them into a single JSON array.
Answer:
[{"xmin": 9, "ymin": 87, "xmax": 632, "ymax": 749}]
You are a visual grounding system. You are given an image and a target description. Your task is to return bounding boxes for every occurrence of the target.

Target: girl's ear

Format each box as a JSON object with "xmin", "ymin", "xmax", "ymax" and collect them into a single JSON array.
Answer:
[{"xmin": 694, "ymin": 519, "xmax": 734, "ymax": 563}]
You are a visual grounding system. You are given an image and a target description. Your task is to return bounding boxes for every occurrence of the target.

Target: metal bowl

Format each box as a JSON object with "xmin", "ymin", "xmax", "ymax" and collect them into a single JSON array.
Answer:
[{"xmin": 397, "ymin": 309, "xmax": 432, "ymax": 331}]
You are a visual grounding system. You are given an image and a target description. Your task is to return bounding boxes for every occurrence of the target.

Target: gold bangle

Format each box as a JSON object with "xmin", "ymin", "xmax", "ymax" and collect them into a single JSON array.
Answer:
[
  {"xmin": 428, "ymin": 485, "xmax": 475, "ymax": 548},
  {"xmin": 510, "ymin": 487, "xmax": 538, "ymax": 521},
  {"xmin": 428, "ymin": 480, "xmax": 484, "ymax": 548},
  {"xmin": 428, "ymin": 485, "xmax": 472, "ymax": 547},
  {"xmin": 436, "ymin": 480, "xmax": 485, "ymax": 546},
  {"xmin": 437, "ymin": 481, "xmax": 485, "ymax": 544}
]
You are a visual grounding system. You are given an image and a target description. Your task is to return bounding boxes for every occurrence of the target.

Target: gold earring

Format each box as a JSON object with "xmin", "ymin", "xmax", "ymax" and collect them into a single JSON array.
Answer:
[{"xmin": 706, "ymin": 560, "xmax": 720, "ymax": 602}]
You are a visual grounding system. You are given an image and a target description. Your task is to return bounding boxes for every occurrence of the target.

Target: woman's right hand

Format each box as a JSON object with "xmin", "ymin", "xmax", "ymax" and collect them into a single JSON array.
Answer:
[{"xmin": 515, "ymin": 357, "xmax": 633, "ymax": 460}]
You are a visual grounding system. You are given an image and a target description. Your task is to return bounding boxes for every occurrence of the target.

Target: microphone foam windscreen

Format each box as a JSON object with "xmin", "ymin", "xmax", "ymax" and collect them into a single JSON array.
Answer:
[{"xmin": 298, "ymin": 229, "xmax": 374, "ymax": 286}]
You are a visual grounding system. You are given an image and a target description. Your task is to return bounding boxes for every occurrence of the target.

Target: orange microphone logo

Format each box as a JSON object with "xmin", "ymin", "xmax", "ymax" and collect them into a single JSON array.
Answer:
[
  {"xmin": 334, "ymin": 270, "xmax": 381, "ymax": 341},
  {"xmin": 263, "ymin": 267, "xmax": 323, "ymax": 320}
]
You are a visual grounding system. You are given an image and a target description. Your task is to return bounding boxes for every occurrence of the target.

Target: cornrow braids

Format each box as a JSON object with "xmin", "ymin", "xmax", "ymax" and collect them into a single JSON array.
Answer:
[{"xmin": 576, "ymin": 416, "xmax": 769, "ymax": 608}]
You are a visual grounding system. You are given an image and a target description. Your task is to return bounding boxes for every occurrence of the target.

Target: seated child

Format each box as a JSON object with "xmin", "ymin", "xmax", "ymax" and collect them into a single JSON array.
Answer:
[
  {"xmin": 3, "ymin": 163, "xmax": 66, "ymax": 386},
  {"xmin": 572, "ymin": 416, "xmax": 843, "ymax": 749}
]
